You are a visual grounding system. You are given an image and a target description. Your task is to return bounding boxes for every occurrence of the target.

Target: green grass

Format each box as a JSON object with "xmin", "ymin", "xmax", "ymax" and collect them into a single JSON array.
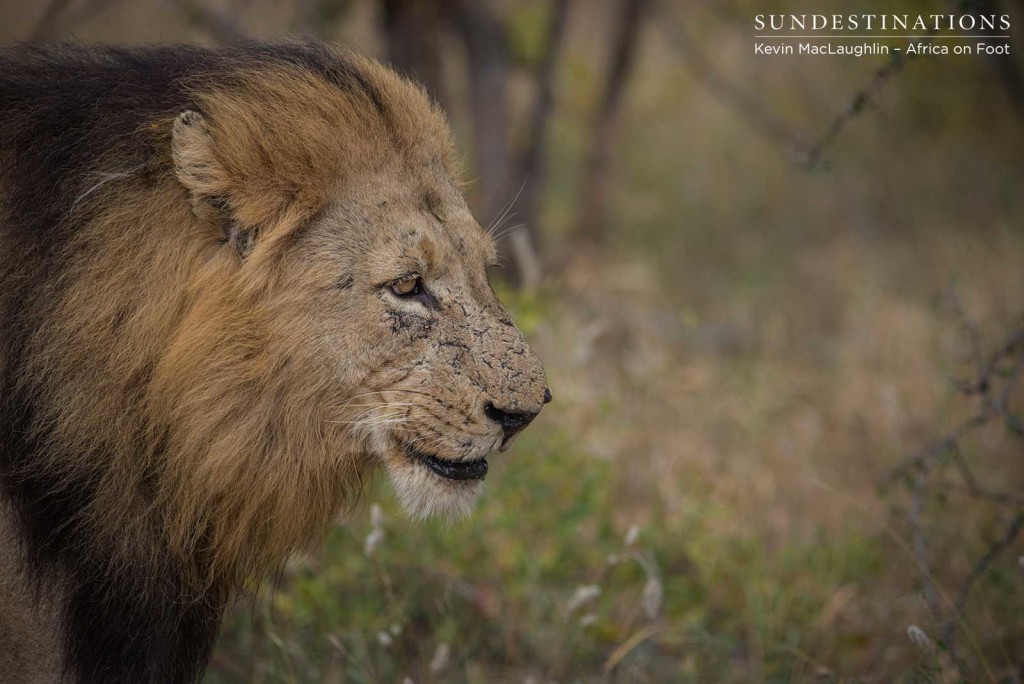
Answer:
[{"xmin": 209, "ymin": 419, "xmax": 904, "ymax": 682}]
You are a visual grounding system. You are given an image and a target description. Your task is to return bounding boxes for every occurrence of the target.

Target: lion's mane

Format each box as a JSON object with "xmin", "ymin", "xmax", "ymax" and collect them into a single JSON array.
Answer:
[{"xmin": 0, "ymin": 42, "xmax": 456, "ymax": 683}]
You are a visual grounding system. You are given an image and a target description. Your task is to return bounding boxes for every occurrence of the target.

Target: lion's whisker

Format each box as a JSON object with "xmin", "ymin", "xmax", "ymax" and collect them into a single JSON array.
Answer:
[
  {"xmin": 333, "ymin": 389, "xmax": 433, "ymax": 411},
  {"xmin": 486, "ymin": 176, "xmax": 527, "ymax": 236},
  {"xmin": 491, "ymin": 223, "xmax": 527, "ymax": 246}
]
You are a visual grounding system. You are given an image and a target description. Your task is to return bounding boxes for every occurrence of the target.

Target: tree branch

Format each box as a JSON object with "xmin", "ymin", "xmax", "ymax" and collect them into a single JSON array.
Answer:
[
  {"xmin": 889, "ymin": 293, "xmax": 1024, "ymax": 674},
  {"xmin": 574, "ymin": 0, "xmax": 652, "ymax": 243},
  {"xmin": 517, "ymin": 0, "xmax": 572, "ymax": 284},
  {"xmin": 448, "ymin": 0, "xmax": 543, "ymax": 289},
  {"xmin": 657, "ymin": 2, "xmax": 810, "ymax": 164}
]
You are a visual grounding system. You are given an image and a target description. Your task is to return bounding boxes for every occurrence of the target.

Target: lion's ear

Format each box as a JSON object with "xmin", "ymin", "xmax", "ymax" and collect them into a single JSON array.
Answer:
[
  {"xmin": 171, "ymin": 110, "xmax": 254, "ymax": 256},
  {"xmin": 171, "ymin": 110, "xmax": 227, "ymax": 200}
]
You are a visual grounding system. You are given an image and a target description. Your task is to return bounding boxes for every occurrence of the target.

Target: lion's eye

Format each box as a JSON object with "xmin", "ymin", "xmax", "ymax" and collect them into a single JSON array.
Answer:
[{"xmin": 390, "ymin": 275, "xmax": 422, "ymax": 297}]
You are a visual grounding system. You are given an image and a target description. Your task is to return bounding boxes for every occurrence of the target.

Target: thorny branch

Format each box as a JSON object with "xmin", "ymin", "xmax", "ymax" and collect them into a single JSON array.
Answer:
[
  {"xmin": 886, "ymin": 289, "xmax": 1024, "ymax": 675},
  {"xmin": 657, "ymin": 2, "xmax": 810, "ymax": 164},
  {"xmin": 950, "ymin": 510, "xmax": 1024, "ymax": 621},
  {"xmin": 658, "ymin": 0, "xmax": 938, "ymax": 170},
  {"xmin": 798, "ymin": 52, "xmax": 914, "ymax": 170}
]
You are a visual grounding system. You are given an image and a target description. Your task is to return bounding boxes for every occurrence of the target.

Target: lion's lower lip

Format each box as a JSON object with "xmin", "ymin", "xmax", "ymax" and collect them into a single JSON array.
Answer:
[{"xmin": 404, "ymin": 446, "xmax": 488, "ymax": 481}]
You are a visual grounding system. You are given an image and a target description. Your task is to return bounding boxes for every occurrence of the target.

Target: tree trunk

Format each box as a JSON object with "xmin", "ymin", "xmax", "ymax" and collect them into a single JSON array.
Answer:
[
  {"xmin": 516, "ymin": 0, "xmax": 572, "ymax": 284},
  {"xmin": 984, "ymin": 0, "xmax": 1024, "ymax": 115},
  {"xmin": 574, "ymin": 0, "xmax": 651, "ymax": 245},
  {"xmin": 380, "ymin": 0, "xmax": 447, "ymax": 105},
  {"xmin": 449, "ymin": 0, "xmax": 542, "ymax": 289}
]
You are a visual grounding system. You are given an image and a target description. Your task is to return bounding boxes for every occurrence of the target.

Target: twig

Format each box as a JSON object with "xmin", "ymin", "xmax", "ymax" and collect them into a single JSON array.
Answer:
[
  {"xmin": 939, "ymin": 509, "xmax": 1024, "ymax": 677},
  {"xmin": 799, "ymin": 53, "xmax": 911, "ymax": 170},
  {"xmin": 886, "ymin": 305, "xmax": 1024, "ymax": 489},
  {"xmin": 949, "ymin": 446, "xmax": 1024, "ymax": 506},
  {"xmin": 890, "ymin": 294, "xmax": 1024, "ymax": 675},
  {"xmin": 658, "ymin": 2, "xmax": 938, "ymax": 170},
  {"xmin": 657, "ymin": 2, "xmax": 810, "ymax": 163},
  {"xmin": 949, "ymin": 510, "xmax": 1024, "ymax": 628},
  {"xmin": 911, "ymin": 469, "xmax": 943, "ymax": 627},
  {"xmin": 886, "ymin": 411, "xmax": 994, "ymax": 486}
]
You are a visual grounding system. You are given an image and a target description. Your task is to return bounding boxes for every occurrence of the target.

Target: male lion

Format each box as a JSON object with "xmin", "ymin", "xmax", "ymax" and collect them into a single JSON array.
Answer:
[{"xmin": 0, "ymin": 43, "xmax": 548, "ymax": 683}]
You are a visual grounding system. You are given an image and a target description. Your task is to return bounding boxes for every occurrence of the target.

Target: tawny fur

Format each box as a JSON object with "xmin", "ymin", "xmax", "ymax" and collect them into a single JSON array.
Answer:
[{"xmin": 2, "ymin": 41, "xmax": 547, "ymax": 631}]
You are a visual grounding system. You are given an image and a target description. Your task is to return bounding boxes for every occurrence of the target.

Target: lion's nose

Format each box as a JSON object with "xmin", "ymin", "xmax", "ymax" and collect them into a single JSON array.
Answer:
[{"xmin": 484, "ymin": 401, "xmax": 539, "ymax": 441}]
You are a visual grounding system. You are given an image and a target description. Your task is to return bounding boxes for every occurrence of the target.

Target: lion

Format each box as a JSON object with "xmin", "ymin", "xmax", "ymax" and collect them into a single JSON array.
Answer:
[{"xmin": 0, "ymin": 42, "xmax": 549, "ymax": 683}]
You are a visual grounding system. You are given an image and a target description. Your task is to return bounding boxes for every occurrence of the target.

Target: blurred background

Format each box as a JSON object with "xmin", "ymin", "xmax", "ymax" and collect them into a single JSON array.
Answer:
[{"xmin": 4, "ymin": 0, "xmax": 1024, "ymax": 681}]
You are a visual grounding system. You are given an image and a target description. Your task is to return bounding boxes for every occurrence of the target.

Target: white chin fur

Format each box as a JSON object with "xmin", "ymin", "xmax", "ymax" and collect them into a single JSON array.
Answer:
[
  {"xmin": 369, "ymin": 425, "xmax": 483, "ymax": 519},
  {"xmin": 386, "ymin": 459, "xmax": 484, "ymax": 520}
]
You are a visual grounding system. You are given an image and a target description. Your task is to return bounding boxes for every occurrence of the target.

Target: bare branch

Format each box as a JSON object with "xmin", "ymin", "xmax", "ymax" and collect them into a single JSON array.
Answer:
[
  {"xmin": 800, "ymin": 25, "xmax": 950, "ymax": 169},
  {"xmin": 448, "ymin": 0, "xmax": 544, "ymax": 289},
  {"xmin": 574, "ymin": 0, "xmax": 652, "ymax": 243},
  {"xmin": 800, "ymin": 55, "xmax": 909, "ymax": 170},
  {"xmin": 517, "ymin": 0, "xmax": 572, "ymax": 281},
  {"xmin": 890, "ymin": 293, "xmax": 1024, "ymax": 674},
  {"xmin": 657, "ymin": 2, "xmax": 810, "ymax": 164},
  {"xmin": 885, "ymin": 411, "xmax": 994, "ymax": 485},
  {"xmin": 949, "ymin": 446, "xmax": 1024, "ymax": 505},
  {"xmin": 886, "ymin": 302, "xmax": 1024, "ymax": 487},
  {"xmin": 657, "ymin": 2, "xmax": 940, "ymax": 170},
  {"xmin": 950, "ymin": 510, "xmax": 1024, "ymax": 622}
]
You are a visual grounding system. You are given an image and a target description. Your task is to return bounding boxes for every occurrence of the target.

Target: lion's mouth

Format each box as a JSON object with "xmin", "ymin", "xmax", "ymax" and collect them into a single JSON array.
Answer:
[{"xmin": 404, "ymin": 445, "xmax": 488, "ymax": 481}]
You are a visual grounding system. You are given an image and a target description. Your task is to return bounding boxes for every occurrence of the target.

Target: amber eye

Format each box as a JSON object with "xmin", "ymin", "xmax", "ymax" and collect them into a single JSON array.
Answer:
[{"xmin": 390, "ymin": 275, "xmax": 422, "ymax": 297}]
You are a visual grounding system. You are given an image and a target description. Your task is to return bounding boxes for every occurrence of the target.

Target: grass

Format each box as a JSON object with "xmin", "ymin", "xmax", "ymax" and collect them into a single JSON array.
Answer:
[{"xmin": 208, "ymin": 427, "xmax": 894, "ymax": 682}]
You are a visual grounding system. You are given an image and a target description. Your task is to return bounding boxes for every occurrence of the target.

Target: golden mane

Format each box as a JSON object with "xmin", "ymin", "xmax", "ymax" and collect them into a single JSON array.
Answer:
[
  {"xmin": 15, "ymin": 47, "xmax": 457, "ymax": 588},
  {"xmin": 1, "ymin": 42, "xmax": 547, "ymax": 682}
]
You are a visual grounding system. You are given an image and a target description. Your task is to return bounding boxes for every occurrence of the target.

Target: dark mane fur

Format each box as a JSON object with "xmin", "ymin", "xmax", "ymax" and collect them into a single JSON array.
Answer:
[{"xmin": 0, "ymin": 41, "xmax": 408, "ymax": 684}]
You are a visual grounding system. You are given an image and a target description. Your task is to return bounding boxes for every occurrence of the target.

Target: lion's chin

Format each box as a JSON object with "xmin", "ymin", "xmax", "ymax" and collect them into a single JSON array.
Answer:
[{"xmin": 380, "ymin": 448, "xmax": 487, "ymax": 518}]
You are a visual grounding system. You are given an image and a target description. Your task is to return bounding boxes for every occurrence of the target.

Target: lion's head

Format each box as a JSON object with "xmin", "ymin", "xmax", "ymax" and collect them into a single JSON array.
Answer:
[
  {"xmin": 0, "ymin": 43, "xmax": 549, "ymax": 681},
  {"xmin": 150, "ymin": 49, "xmax": 549, "ymax": 573},
  {"xmin": 165, "ymin": 60, "xmax": 548, "ymax": 525},
  {"xmin": 14, "ymin": 47, "xmax": 548, "ymax": 587}
]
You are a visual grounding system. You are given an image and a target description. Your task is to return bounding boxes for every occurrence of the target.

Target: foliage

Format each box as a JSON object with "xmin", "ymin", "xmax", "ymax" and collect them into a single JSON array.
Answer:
[{"xmin": 211, "ymin": 422, "xmax": 896, "ymax": 683}]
